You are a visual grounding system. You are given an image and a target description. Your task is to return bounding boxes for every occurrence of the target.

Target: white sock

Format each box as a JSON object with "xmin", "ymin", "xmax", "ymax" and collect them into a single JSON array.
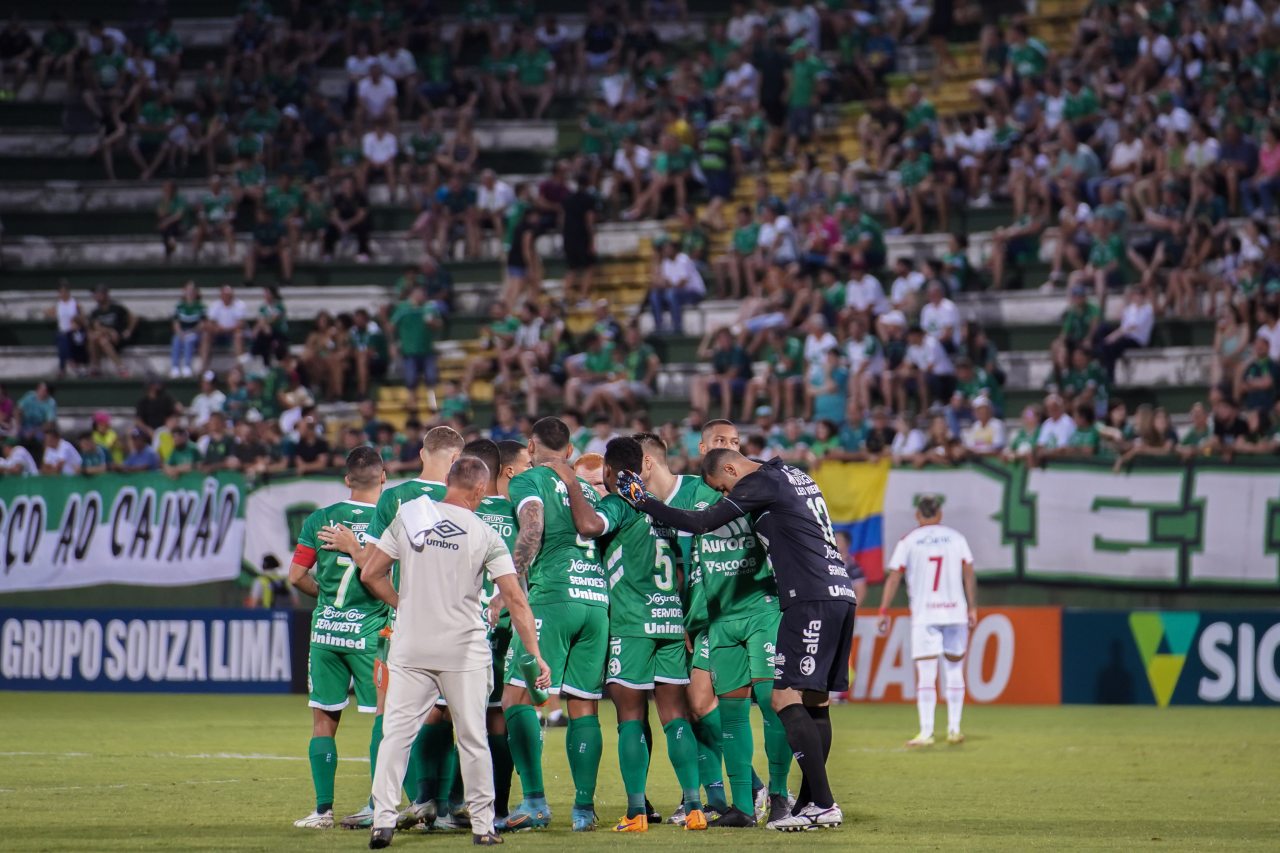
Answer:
[
  {"xmin": 915, "ymin": 658, "xmax": 938, "ymax": 738},
  {"xmin": 944, "ymin": 657, "xmax": 965, "ymax": 734}
]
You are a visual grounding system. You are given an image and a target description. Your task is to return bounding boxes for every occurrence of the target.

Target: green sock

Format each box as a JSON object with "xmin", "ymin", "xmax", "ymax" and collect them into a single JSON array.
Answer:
[
  {"xmin": 617, "ymin": 720, "xmax": 649, "ymax": 818},
  {"xmin": 662, "ymin": 717, "xmax": 702, "ymax": 811},
  {"xmin": 693, "ymin": 708, "xmax": 728, "ymax": 812},
  {"xmin": 367, "ymin": 714, "xmax": 384, "ymax": 809},
  {"xmin": 308, "ymin": 736, "xmax": 337, "ymax": 813},
  {"xmin": 752, "ymin": 681, "xmax": 793, "ymax": 796},
  {"xmin": 719, "ymin": 698, "xmax": 754, "ymax": 813},
  {"xmin": 751, "ymin": 767, "xmax": 764, "ymax": 793},
  {"xmin": 566, "ymin": 714, "xmax": 602, "ymax": 809},
  {"xmin": 489, "ymin": 732, "xmax": 514, "ymax": 817},
  {"xmin": 504, "ymin": 704, "xmax": 544, "ymax": 799},
  {"xmin": 415, "ymin": 720, "xmax": 453, "ymax": 805},
  {"xmin": 436, "ymin": 742, "xmax": 458, "ymax": 811},
  {"xmin": 404, "ymin": 724, "xmax": 427, "ymax": 801}
]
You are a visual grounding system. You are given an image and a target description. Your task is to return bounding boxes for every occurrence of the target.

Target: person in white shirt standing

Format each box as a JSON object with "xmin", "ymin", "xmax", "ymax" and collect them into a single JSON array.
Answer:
[
  {"xmin": 51, "ymin": 281, "xmax": 81, "ymax": 378},
  {"xmin": 360, "ymin": 456, "xmax": 550, "ymax": 848},
  {"xmin": 878, "ymin": 495, "xmax": 977, "ymax": 747},
  {"xmin": 356, "ymin": 61, "xmax": 398, "ymax": 129}
]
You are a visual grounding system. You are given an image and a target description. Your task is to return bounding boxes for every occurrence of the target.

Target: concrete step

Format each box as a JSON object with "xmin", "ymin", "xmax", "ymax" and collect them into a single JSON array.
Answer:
[
  {"xmin": 0, "ymin": 121, "xmax": 557, "ymax": 158},
  {"xmin": 1, "ymin": 220, "xmax": 662, "ymax": 268}
]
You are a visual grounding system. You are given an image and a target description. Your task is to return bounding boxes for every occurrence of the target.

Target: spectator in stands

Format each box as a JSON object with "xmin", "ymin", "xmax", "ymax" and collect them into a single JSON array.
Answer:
[
  {"xmin": 301, "ymin": 311, "xmax": 351, "ymax": 402},
  {"xmin": 692, "ymin": 327, "xmax": 752, "ymax": 422},
  {"xmin": 1236, "ymin": 336, "xmax": 1278, "ymax": 417},
  {"xmin": 189, "ymin": 371, "xmax": 226, "ymax": 430},
  {"xmin": 76, "ymin": 431, "xmax": 109, "ymax": 475},
  {"xmin": 961, "ymin": 395, "xmax": 1005, "ymax": 456},
  {"xmin": 120, "ymin": 425, "xmax": 161, "ymax": 471},
  {"xmin": 476, "ymin": 169, "xmax": 515, "ymax": 246},
  {"xmin": 245, "ymin": 204, "xmax": 294, "ymax": 285},
  {"xmin": 1035, "ymin": 393, "xmax": 1077, "ymax": 455},
  {"xmin": 40, "ymin": 424, "xmax": 81, "ymax": 476},
  {"xmin": 904, "ymin": 325, "xmax": 955, "ymax": 409},
  {"xmin": 562, "ymin": 173, "xmax": 599, "ymax": 305},
  {"xmin": 1097, "ymin": 285, "xmax": 1154, "ymax": 381},
  {"xmin": 1243, "ymin": 124, "xmax": 1280, "ymax": 218},
  {"xmin": 163, "ymin": 427, "xmax": 200, "ymax": 476},
  {"xmin": 434, "ymin": 172, "xmax": 480, "ymax": 260},
  {"xmin": 578, "ymin": 4, "xmax": 620, "ymax": 90},
  {"xmin": 250, "ymin": 286, "xmax": 288, "ymax": 367},
  {"xmin": 49, "ymin": 282, "xmax": 82, "ymax": 379},
  {"xmin": 202, "ymin": 284, "xmax": 249, "ymax": 369},
  {"xmin": 348, "ymin": 307, "xmax": 388, "ymax": 399},
  {"xmin": 289, "ymin": 416, "xmax": 332, "ymax": 475},
  {"xmin": 87, "ymin": 285, "xmax": 137, "ymax": 377},
  {"xmin": 360, "ymin": 117, "xmax": 400, "ymax": 199},
  {"xmin": 17, "ymin": 381, "xmax": 56, "ymax": 441},
  {"xmin": 389, "ymin": 285, "xmax": 443, "ymax": 413},
  {"xmin": 134, "ymin": 380, "xmax": 177, "ymax": 433},
  {"xmin": 0, "ymin": 435, "xmax": 38, "ymax": 477},
  {"xmin": 170, "ymin": 281, "xmax": 206, "ymax": 379},
  {"xmin": 651, "ymin": 238, "xmax": 706, "ymax": 335},
  {"xmin": 324, "ymin": 177, "xmax": 372, "ymax": 261}
]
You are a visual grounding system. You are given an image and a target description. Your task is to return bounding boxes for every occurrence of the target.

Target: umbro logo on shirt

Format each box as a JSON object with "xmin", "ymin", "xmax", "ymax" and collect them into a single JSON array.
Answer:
[
  {"xmin": 409, "ymin": 519, "xmax": 468, "ymax": 552},
  {"xmin": 428, "ymin": 520, "xmax": 467, "ymax": 539}
]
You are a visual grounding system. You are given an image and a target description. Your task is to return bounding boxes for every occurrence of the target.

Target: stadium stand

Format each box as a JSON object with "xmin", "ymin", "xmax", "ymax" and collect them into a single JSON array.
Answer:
[{"xmin": 1, "ymin": 0, "xmax": 1278, "ymax": 479}]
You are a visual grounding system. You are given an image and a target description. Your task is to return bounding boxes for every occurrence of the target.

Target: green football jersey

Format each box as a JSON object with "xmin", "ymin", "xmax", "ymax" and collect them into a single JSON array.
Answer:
[
  {"xmin": 663, "ymin": 475, "xmax": 712, "ymax": 631},
  {"xmin": 685, "ymin": 480, "xmax": 776, "ymax": 623},
  {"xmin": 477, "ymin": 494, "xmax": 518, "ymax": 630},
  {"xmin": 369, "ymin": 478, "xmax": 447, "ymax": 588},
  {"xmin": 597, "ymin": 494, "xmax": 684, "ymax": 639},
  {"xmin": 508, "ymin": 467, "xmax": 607, "ymax": 608},
  {"xmin": 299, "ymin": 500, "xmax": 389, "ymax": 651}
]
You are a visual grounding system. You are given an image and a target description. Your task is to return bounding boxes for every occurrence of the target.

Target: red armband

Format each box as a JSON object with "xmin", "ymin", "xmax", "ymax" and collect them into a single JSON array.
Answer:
[{"xmin": 292, "ymin": 544, "xmax": 317, "ymax": 568}]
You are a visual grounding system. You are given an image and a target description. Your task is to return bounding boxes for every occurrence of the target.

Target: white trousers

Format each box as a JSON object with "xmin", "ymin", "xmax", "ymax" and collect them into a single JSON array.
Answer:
[{"xmin": 372, "ymin": 661, "xmax": 495, "ymax": 835}]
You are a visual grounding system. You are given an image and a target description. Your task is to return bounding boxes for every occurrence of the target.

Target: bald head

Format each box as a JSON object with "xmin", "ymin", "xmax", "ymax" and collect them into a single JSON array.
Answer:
[
  {"xmin": 700, "ymin": 448, "xmax": 759, "ymax": 494},
  {"xmin": 445, "ymin": 456, "xmax": 490, "ymax": 510}
]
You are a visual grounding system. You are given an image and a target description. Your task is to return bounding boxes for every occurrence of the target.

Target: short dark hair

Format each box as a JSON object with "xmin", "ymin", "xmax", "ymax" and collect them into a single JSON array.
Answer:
[
  {"xmin": 1076, "ymin": 404, "xmax": 1096, "ymax": 424},
  {"xmin": 701, "ymin": 418, "xmax": 735, "ymax": 438},
  {"xmin": 530, "ymin": 416, "xmax": 571, "ymax": 451},
  {"xmin": 700, "ymin": 448, "xmax": 744, "ymax": 479},
  {"xmin": 448, "ymin": 455, "xmax": 490, "ymax": 490},
  {"xmin": 497, "ymin": 439, "xmax": 527, "ymax": 470},
  {"xmin": 345, "ymin": 445, "xmax": 384, "ymax": 487},
  {"xmin": 462, "ymin": 438, "xmax": 500, "ymax": 483},
  {"xmin": 632, "ymin": 431, "xmax": 667, "ymax": 457},
  {"xmin": 916, "ymin": 494, "xmax": 943, "ymax": 519},
  {"xmin": 423, "ymin": 425, "xmax": 464, "ymax": 455},
  {"xmin": 604, "ymin": 436, "xmax": 644, "ymax": 475}
]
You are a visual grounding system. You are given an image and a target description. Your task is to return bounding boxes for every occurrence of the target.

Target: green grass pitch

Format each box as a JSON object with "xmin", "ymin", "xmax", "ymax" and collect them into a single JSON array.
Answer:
[{"xmin": 0, "ymin": 693, "xmax": 1275, "ymax": 851}]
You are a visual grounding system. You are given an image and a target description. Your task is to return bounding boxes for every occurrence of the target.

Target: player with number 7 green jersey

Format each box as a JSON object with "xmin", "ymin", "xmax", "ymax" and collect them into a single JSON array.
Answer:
[{"xmin": 297, "ymin": 500, "xmax": 390, "ymax": 712}]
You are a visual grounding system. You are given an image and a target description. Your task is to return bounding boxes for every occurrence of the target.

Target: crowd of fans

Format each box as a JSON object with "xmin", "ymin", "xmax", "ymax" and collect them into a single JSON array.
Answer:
[{"xmin": 6, "ymin": 1, "xmax": 1280, "ymax": 477}]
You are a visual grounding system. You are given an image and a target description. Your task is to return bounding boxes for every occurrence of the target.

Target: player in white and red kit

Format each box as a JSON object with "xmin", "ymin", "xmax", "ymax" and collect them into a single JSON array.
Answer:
[{"xmin": 878, "ymin": 495, "xmax": 977, "ymax": 746}]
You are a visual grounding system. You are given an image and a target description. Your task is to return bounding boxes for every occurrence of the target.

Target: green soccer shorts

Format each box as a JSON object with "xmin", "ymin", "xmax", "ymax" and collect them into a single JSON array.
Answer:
[
  {"xmin": 505, "ymin": 601, "xmax": 609, "ymax": 700},
  {"xmin": 308, "ymin": 645, "xmax": 378, "ymax": 713},
  {"xmin": 690, "ymin": 629, "xmax": 711, "ymax": 673},
  {"xmin": 607, "ymin": 635, "xmax": 691, "ymax": 690},
  {"xmin": 489, "ymin": 624, "xmax": 512, "ymax": 707},
  {"xmin": 707, "ymin": 609, "xmax": 782, "ymax": 694}
]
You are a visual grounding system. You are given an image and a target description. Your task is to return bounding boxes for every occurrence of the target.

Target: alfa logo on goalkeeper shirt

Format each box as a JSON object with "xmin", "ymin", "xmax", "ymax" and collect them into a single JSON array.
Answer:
[{"xmin": 1129, "ymin": 612, "xmax": 1200, "ymax": 708}]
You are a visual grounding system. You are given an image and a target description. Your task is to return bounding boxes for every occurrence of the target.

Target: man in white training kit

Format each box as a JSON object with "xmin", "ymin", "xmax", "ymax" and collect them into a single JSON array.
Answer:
[
  {"xmin": 877, "ymin": 495, "xmax": 977, "ymax": 747},
  {"xmin": 359, "ymin": 456, "xmax": 551, "ymax": 848}
]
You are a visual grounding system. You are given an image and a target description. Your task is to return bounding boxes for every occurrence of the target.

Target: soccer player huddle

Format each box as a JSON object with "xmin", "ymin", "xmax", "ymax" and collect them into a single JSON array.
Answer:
[{"xmin": 288, "ymin": 415, "xmax": 860, "ymax": 846}]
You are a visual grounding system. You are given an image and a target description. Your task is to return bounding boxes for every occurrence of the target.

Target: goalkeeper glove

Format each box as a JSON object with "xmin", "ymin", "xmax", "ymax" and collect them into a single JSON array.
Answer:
[{"xmin": 616, "ymin": 470, "xmax": 647, "ymax": 507}]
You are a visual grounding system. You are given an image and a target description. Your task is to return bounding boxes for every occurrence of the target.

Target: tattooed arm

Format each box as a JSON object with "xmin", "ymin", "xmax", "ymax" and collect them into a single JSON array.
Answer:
[{"xmin": 513, "ymin": 500, "xmax": 544, "ymax": 577}]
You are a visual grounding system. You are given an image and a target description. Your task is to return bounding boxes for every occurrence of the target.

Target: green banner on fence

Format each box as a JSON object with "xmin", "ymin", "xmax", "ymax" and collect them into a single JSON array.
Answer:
[
  {"xmin": 881, "ymin": 461, "xmax": 1280, "ymax": 589},
  {"xmin": 0, "ymin": 472, "xmax": 247, "ymax": 592}
]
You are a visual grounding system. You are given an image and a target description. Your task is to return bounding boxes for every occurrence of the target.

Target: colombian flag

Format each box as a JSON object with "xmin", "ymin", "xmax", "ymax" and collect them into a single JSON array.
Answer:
[{"xmin": 813, "ymin": 458, "xmax": 890, "ymax": 583}]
